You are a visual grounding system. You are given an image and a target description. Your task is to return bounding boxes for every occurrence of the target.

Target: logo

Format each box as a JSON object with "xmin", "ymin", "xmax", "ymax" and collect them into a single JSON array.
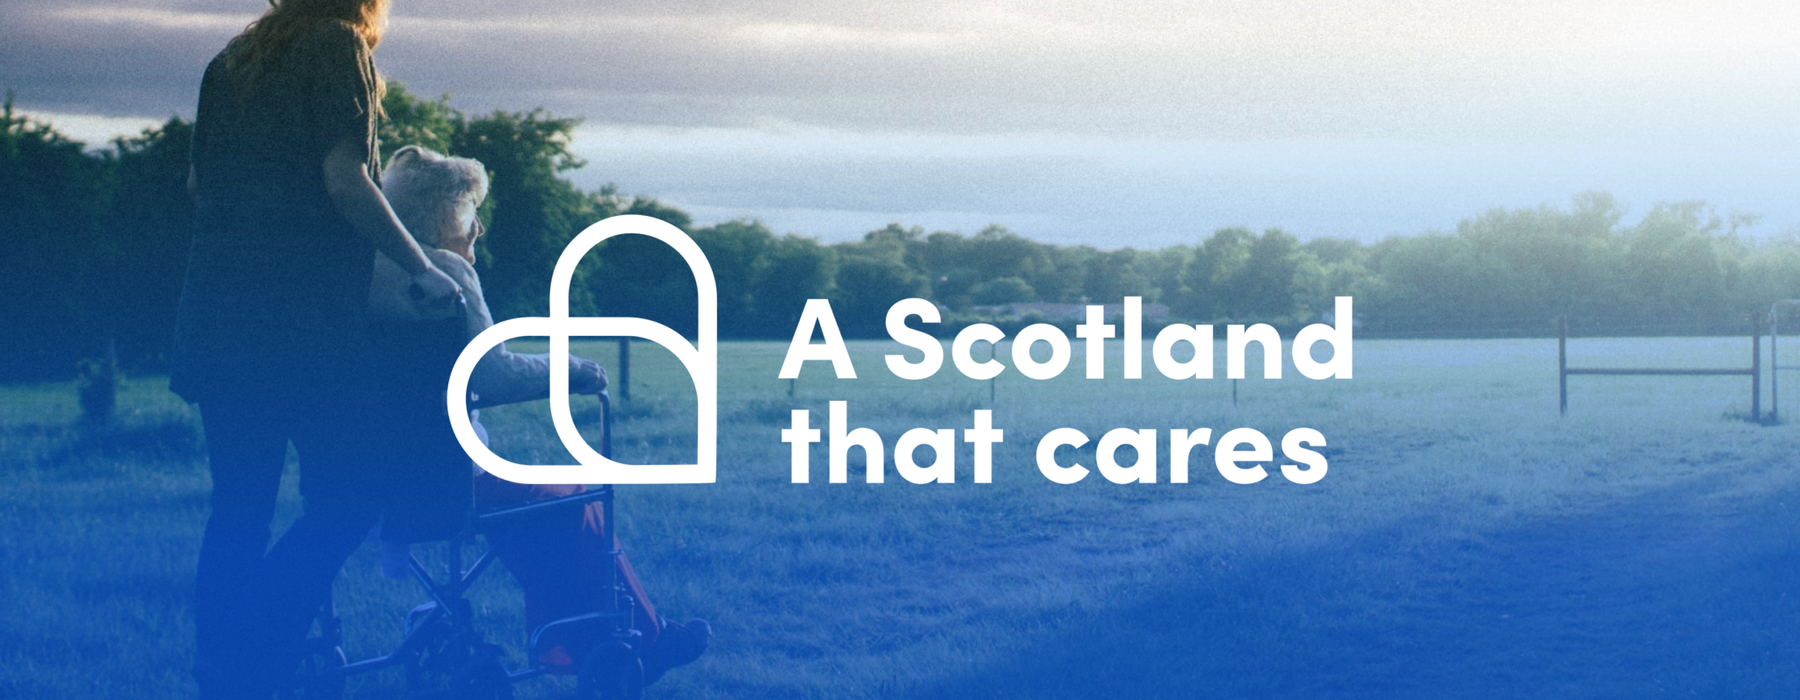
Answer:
[{"xmin": 446, "ymin": 214, "xmax": 718, "ymax": 484}]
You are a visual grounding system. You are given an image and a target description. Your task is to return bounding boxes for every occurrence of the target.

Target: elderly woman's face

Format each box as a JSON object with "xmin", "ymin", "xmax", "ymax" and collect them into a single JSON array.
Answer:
[{"xmin": 438, "ymin": 201, "xmax": 483, "ymax": 265}]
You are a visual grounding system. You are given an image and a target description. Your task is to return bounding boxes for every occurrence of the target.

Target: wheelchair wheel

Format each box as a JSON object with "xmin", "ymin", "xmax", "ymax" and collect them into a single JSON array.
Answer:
[{"xmin": 576, "ymin": 641, "xmax": 643, "ymax": 700}]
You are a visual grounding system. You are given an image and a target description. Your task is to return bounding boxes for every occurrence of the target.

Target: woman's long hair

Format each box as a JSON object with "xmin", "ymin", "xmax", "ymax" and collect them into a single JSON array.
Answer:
[{"xmin": 226, "ymin": 0, "xmax": 391, "ymax": 96}]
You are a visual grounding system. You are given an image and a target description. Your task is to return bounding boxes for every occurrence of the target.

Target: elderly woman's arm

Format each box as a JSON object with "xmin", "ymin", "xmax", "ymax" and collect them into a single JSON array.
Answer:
[{"xmin": 425, "ymin": 252, "xmax": 605, "ymax": 406}]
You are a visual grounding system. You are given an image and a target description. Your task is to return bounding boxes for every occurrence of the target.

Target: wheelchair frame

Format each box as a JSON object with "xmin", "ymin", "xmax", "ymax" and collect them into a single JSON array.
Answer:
[{"xmin": 289, "ymin": 391, "xmax": 644, "ymax": 700}]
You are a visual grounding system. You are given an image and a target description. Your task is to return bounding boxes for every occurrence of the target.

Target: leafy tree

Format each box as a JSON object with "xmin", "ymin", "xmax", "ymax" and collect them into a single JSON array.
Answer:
[
  {"xmin": 969, "ymin": 277, "xmax": 1036, "ymax": 305},
  {"xmin": 1736, "ymin": 232, "xmax": 1800, "ymax": 318},
  {"xmin": 1453, "ymin": 192, "xmax": 1622, "ymax": 326},
  {"xmin": 1081, "ymin": 247, "xmax": 1156, "ymax": 304},
  {"xmin": 619, "ymin": 194, "xmax": 693, "ymax": 230},
  {"xmin": 752, "ymin": 233, "xmax": 837, "ymax": 336},
  {"xmin": 0, "ymin": 95, "xmax": 113, "ymax": 379},
  {"xmin": 1175, "ymin": 227, "xmax": 1253, "ymax": 320},
  {"xmin": 377, "ymin": 83, "xmax": 457, "ymax": 159},
  {"xmin": 452, "ymin": 108, "xmax": 601, "ymax": 320},
  {"xmin": 587, "ymin": 232, "xmax": 700, "ymax": 339},
  {"xmin": 1619, "ymin": 201, "xmax": 1729, "ymax": 326},
  {"xmin": 106, "ymin": 118, "xmax": 195, "ymax": 369},
  {"xmin": 1295, "ymin": 237, "xmax": 1372, "ymax": 319},
  {"xmin": 1221, "ymin": 228, "xmax": 1307, "ymax": 320},
  {"xmin": 916, "ymin": 230, "xmax": 977, "ymax": 308},
  {"xmin": 966, "ymin": 225, "xmax": 1053, "ymax": 293},
  {"xmin": 578, "ymin": 195, "xmax": 705, "ymax": 336},
  {"xmin": 832, "ymin": 233, "xmax": 929, "ymax": 337},
  {"xmin": 692, "ymin": 220, "xmax": 775, "ymax": 338},
  {"xmin": 1145, "ymin": 245, "xmax": 1194, "ymax": 311},
  {"xmin": 14, "ymin": 85, "xmax": 1800, "ymax": 360}
]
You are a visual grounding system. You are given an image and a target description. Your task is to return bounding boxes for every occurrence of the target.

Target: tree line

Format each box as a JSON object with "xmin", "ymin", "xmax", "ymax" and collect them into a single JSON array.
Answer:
[{"xmin": 5, "ymin": 88, "xmax": 1798, "ymax": 381}]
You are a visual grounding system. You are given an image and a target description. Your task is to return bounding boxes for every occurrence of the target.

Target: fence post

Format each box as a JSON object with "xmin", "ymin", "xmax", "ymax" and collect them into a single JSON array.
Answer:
[
  {"xmin": 1752, "ymin": 314, "xmax": 1762, "ymax": 423},
  {"xmin": 617, "ymin": 337, "xmax": 631, "ymax": 403},
  {"xmin": 1558, "ymin": 316, "xmax": 1568, "ymax": 416},
  {"xmin": 989, "ymin": 341, "xmax": 997, "ymax": 406},
  {"xmin": 1774, "ymin": 306, "xmax": 1782, "ymax": 424}
]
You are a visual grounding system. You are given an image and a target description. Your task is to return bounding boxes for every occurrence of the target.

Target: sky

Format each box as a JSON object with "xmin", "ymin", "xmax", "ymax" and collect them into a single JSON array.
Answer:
[{"xmin": 3, "ymin": 0, "xmax": 1796, "ymax": 247}]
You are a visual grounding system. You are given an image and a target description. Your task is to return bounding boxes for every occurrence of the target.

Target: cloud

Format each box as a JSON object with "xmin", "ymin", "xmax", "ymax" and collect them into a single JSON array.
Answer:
[
  {"xmin": 0, "ymin": 2, "xmax": 240, "ymax": 116},
  {"xmin": 6, "ymin": 0, "xmax": 1797, "ymax": 143},
  {"xmin": 45, "ymin": 6, "xmax": 254, "ymax": 32},
  {"xmin": 563, "ymin": 123, "xmax": 1800, "ymax": 245},
  {"xmin": 6, "ymin": 109, "xmax": 164, "ymax": 149},
  {"xmin": 4, "ymin": 0, "xmax": 1795, "ymax": 245}
]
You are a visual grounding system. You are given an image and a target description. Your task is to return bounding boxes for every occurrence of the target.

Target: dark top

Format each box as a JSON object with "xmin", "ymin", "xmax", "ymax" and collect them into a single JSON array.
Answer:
[{"xmin": 172, "ymin": 20, "xmax": 382, "ymax": 404}]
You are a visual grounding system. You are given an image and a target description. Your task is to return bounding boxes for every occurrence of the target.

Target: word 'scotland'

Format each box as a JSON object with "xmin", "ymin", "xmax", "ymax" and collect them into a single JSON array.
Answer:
[{"xmin": 778, "ymin": 296, "xmax": 1353, "ymax": 486}]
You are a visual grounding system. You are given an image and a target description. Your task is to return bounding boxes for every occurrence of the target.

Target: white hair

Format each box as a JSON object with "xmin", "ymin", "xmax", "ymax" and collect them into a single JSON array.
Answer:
[{"xmin": 382, "ymin": 145, "xmax": 489, "ymax": 248}]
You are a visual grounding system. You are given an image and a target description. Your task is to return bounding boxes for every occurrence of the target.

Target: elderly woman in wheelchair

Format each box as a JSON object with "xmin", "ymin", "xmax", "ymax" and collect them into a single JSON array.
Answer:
[{"xmin": 301, "ymin": 145, "xmax": 706, "ymax": 699}]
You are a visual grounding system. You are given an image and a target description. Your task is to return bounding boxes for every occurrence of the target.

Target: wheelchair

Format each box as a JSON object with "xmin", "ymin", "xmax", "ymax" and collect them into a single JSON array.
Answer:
[{"xmin": 285, "ymin": 305, "xmax": 656, "ymax": 700}]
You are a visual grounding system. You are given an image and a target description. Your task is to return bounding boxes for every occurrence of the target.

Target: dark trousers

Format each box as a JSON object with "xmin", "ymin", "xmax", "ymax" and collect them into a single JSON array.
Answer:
[{"xmin": 194, "ymin": 394, "xmax": 389, "ymax": 699}]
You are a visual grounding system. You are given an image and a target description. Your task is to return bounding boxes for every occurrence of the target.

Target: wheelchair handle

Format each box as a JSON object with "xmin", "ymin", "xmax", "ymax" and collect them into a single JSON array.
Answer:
[{"xmin": 597, "ymin": 390, "xmax": 612, "ymax": 460}]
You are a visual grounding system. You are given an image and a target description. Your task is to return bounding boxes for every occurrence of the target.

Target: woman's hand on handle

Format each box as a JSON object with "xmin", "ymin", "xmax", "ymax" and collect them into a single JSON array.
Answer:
[
  {"xmin": 408, "ymin": 265, "xmax": 461, "ymax": 310},
  {"xmin": 321, "ymin": 134, "xmax": 459, "ymax": 306}
]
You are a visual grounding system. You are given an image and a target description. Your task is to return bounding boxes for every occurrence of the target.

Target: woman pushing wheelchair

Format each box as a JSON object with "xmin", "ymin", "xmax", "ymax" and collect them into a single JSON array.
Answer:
[
  {"xmin": 176, "ymin": 0, "xmax": 462, "ymax": 695},
  {"xmin": 177, "ymin": 0, "xmax": 702, "ymax": 692}
]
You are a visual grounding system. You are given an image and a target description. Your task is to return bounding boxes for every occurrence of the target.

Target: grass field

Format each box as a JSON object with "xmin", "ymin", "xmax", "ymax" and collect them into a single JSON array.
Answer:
[{"xmin": 5, "ymin": 336, "xmax": 1800, "ymax": 699}]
